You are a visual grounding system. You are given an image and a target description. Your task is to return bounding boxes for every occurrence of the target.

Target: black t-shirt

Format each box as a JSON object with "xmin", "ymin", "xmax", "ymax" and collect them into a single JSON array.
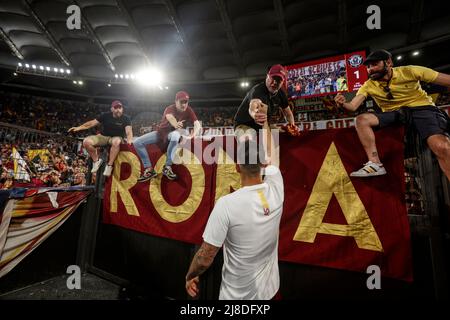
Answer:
[
  {"xmin": 233, "ymin": 82, "xmax": 289, "ymax": 130},
  {"xmin": 96, "ymin": 112, "xmax": 131, "ymax": 137}
]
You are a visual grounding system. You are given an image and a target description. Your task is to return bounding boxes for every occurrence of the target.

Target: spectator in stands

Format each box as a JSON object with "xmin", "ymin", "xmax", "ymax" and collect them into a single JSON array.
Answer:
[
  {"xmin": 185, "ymin": 141, "xmax": 284, "ymax": 300},
  {"xmin": 335, "ymin": 49, "xmax": 450, "ymax": 180},
  {"xmin": 68, "ymin": 100, "xmax": 133, "ymax": 177},
  {"xmin": 133, "ymin": 91, "xmax": 202, "ymax": 182},
  {"xmin": 234, "ymin": 64, "xmax": 297, "ymax": 142}
]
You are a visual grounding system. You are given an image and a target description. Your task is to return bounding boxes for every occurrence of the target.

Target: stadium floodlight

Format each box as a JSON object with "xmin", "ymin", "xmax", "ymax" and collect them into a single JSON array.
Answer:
[
  {"xmin": 108, "ymin": 83, "xmax": 111, "ymax": 87},
  {"xmin": 125, "ymin": 74, "xmax": 129, "ymax": 79},
  {"xmin": 412, "ymin": 50, "xmax": 420, "ymax": 56},
  {"xmin": 119, "ymin": 74, "xmax": 124, "ymax": 79},
  {"xmin": 396, "ymin": 55, "xmax": 402, "ymax": 60},
  {"xmin": 53, "ymin": 67, "xmax": 58, "ymax": 72},
  {"xmin": 130, "ymin": 74, "xmax": 135, "ymax": 79},
  {"xmin": 18, "ymin": 62, "xmax": 22, "ymax": 67},
  {"xmin": 60, "ymin": 68, "xmax": 64, "ymax": 73},
  {"xmin": 39, "ymin": 66, "xmax": 44, "ymax": 70},
  {"xmin": 13, "ymin": 72, "xmax": 17, "ymax": 76},
  {"xmin": 66, "ymin": 69, "xmax": 71, "ymax": 74},
  {"xmin": 25, "ymin": 64, "xmax": 30, "ymax": 68},
  {"xmin": 32, "ymin": 64, "xmax": 36, "ymax": 69},
  {"xmin": 73, "ymin": 80, "xmax": 77, "ymax": 84},
  {"xmin": 115, "ymin": 74, "xmax": 118, "ymax": 78},
  {"xmin": 46, "ymin": 66, "xmax": 50, "ymax": 71},
  {"xmin": 78, "ymin": 80, "xmax": 83, "ymax": 85},
  {"xmin": 135, "ymin": 67, "xmax": 163, "ymax": 87}
]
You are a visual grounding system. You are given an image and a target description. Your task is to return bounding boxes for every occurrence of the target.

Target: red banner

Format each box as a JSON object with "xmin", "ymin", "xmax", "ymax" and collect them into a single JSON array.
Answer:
[
  {"xmin": 278, "ymin": 127, "xmax": 412, "ymax": 281},
  {"xmin": 1, "ymin": 189, "xmax": 91, "ymax": 278},
  {"xmin": 103, "ymin": 127, "xmax": 412, "ymax": 280}
]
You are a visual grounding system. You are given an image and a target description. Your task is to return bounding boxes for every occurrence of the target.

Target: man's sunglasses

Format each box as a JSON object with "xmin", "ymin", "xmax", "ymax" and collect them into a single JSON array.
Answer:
[{"xmin": 382, "ymin": 86, "xmax": 394, "ymax": 100}]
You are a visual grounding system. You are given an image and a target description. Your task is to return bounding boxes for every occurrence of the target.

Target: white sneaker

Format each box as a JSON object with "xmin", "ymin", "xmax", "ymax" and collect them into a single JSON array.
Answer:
[
  {"xmin": 350, "ymin": 161, "xmax": 387, "ymax": 177},
  {"xmin": 103, "ymin": 165, "xmax": 113, "ymax": 177},
  {"xmin": 91, "ymin": 158, "xmax": 103, "ymax": 173}
]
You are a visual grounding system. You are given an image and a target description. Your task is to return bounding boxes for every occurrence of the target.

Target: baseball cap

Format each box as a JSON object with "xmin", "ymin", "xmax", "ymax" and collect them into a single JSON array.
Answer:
[
  {"xmin": 268, "ymin": 64, "xmax": 287, "ymax": 81},
  {"xmin": 111, "ymin": 100, "xmax": 123, "ymax": 109},
  {"xmin": 363, "ymin": 50, "xmax": 392, "ymax": 65},
  {"xmin": 175, "ymin": 91, "xmax": 190, "ymax": 101}
]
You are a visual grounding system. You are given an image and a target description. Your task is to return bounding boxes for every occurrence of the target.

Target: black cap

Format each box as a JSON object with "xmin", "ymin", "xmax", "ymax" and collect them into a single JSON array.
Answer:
[{"xmin": 363, "ymin": 50, "xmax": 392, "ymax": 65}]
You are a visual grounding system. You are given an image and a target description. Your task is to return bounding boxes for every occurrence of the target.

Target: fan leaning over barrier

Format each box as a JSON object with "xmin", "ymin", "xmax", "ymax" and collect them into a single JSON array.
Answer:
[{"xmin": 335, "ymin": 49, "xmax": 450, "ymax": 180}]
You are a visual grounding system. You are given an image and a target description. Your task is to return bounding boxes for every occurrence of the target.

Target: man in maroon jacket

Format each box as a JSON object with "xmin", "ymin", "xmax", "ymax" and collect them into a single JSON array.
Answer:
[{"xmin": 134, "ymin": 91, "xmax": 202, "ymax": 182}]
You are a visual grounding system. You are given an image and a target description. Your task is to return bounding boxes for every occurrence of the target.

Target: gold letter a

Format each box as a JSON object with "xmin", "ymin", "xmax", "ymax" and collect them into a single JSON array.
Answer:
[{"xmin": 293, "ymin": 142, "xmax": 383, "ymax": 252}]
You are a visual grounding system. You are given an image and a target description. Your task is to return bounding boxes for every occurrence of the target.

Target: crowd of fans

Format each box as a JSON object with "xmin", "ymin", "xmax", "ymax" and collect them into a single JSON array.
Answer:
[
  {"xmin": 0, "ymin": 91, "xmax": 238, "ymax": 137},
  {"xmin": 0, "ymin": 137, "xmax": 88, "ymax": 190}
]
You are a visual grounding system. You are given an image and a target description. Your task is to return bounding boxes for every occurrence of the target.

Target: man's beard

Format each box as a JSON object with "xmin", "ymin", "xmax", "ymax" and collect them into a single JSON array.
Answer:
[
  {"xmin": 369, "ymin": 62, "xmax": 388, "ymax": 80},
  {"xmin": 369, "ymin": 70, "xmax": 387, "ymax": 80}
]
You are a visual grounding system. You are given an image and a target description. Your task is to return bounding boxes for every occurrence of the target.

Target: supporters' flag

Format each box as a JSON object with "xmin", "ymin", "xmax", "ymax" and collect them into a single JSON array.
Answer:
[
  {"xmin": 103, "ymin": 128, "xmax": 412, "ymax": 281},
  {"xmin": 27, "ymin": 149, "xmax": 49, "ymax": 164},
  {"xmin": 12, "ymin": 147, "xmax": 30, "ymax": 182},
  {"xmin": 31, "ymin": 154, "xmax": 41, "ymax": 163},
  {"xmin": 0, "ymin": 188, "xmax": 92, "ymax": 278},
  {"xmin": 103, "ymin": 140, "xmax": 218, "ymax": 244},
  {"xmin": 278, "ymin": 126, "xmax": 412, "ymax": 281}
]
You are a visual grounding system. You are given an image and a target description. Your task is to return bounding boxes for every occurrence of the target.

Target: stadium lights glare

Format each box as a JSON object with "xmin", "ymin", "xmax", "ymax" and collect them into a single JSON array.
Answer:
[
  {"xmin": 108, "ymin": 83, "xmax": 111, "ymax": 87},
  {"xmin": 16, "ymin": 62, "xmax": 72, "ymax": 80},
  {"xmin": 396, "ymin": 55, "xmax": 402, "ymax": 60},
  {"xmin": 240, "ymin": 81, "xmax": 249, "ymax": 88},
  {"xmin": 73, "ymin": 80, "xmax": 77, "ymax": 84},
  {"xmin": 135, "ymin": 67, "xmax": 163, "ymax": 87},
  {"xmin": 115, "ymin": 74, "xmax": 118, "ymax": 78},
  {"xmin": 125, "ymin": 74, "xmax": 129, "ymax": 79},
  {"xmin": 119, "ymin": 74, "xmax": 123, "ymax": 79},
  {"xmin": 412, "ymin": 50, "xmax": 420, "ymax": 56},
  {"xmin": 13, "ymin": 72, "xmax": 17, "ymax": 76},
  {"xmin": 78, "ymin": 81, "xmax": 83, "ymax": 85}
]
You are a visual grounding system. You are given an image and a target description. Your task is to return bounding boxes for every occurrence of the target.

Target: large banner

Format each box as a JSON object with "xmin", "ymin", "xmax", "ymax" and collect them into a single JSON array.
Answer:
[
  {"xmin": 0, "ymin": 187, "xmax": 92, "ymax": 278},
  {"xmin": 103, "ymin": 127, "xmax": 412, "ymax": 281}
]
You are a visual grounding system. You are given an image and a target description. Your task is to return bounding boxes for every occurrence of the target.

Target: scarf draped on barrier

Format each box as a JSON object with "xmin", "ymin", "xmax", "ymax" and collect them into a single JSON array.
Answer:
[
  {"xmin": 103, "ymin": 127, "xmax": 412, "ymax": 281},
  {"xmin": 0, "ymin": 187, "xmax": 92, "ymax": 278}
]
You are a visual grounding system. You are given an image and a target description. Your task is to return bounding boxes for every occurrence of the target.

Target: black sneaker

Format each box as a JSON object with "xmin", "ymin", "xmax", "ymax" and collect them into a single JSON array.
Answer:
[
  {"xmin": 137, "ymin": 168, "xmax": 158, "ymax": 182},
  {"xmin": 162, "ymin": 165, "xmax": 177, "ymax": 180}
]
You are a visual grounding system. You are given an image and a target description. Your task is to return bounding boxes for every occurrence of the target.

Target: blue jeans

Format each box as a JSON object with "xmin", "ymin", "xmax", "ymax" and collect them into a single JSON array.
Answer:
[{"xmin": 133, "ymin": 130, "xmax": 181, "ymax": 169}]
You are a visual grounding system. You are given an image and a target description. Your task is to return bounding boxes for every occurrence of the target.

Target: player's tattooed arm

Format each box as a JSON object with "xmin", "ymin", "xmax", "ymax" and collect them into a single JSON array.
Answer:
[{"xmin": 185, "ymin": 242, "xmax": 220, "ymax": 281}]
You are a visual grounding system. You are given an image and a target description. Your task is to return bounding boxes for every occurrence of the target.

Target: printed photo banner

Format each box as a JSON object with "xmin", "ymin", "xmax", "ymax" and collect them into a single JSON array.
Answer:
[{"xmin": 103, "ymin": 127, "xmax": 412, "ymax": 281}]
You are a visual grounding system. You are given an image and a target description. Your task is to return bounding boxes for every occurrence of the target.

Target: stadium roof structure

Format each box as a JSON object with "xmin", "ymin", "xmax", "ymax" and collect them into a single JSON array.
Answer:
[{"xmin": 0, "ymin": 0, "xmax": 450, "ymax": 104}]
